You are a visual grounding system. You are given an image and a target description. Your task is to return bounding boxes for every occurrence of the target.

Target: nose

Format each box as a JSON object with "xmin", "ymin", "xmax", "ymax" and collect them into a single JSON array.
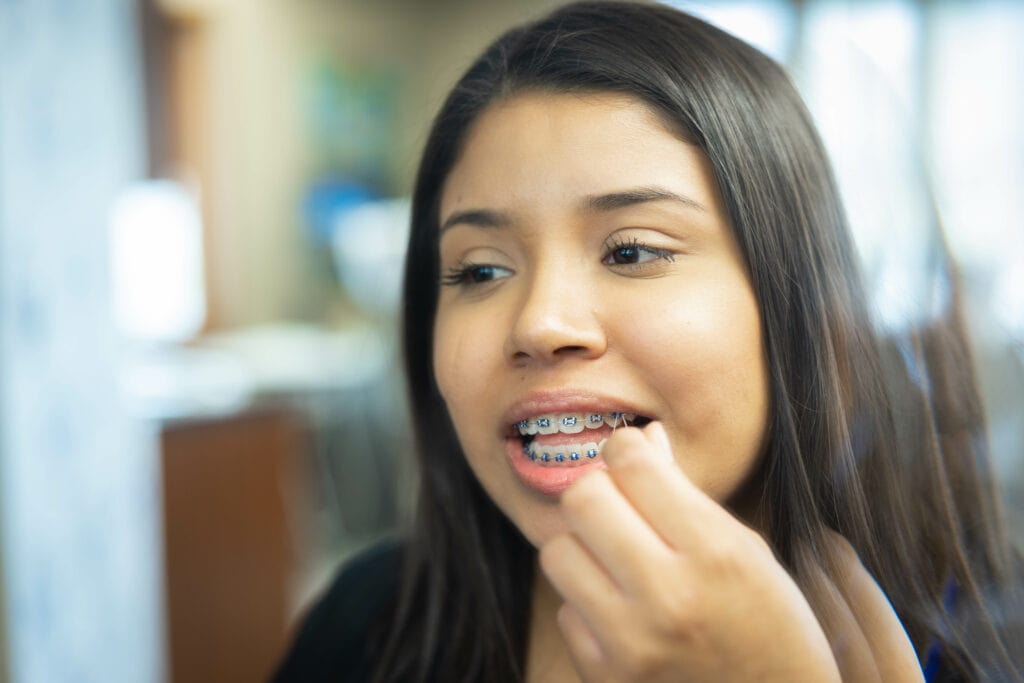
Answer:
[{"xmin": 504, "ymin": 261, "xmax": 607, "ymax": 365}]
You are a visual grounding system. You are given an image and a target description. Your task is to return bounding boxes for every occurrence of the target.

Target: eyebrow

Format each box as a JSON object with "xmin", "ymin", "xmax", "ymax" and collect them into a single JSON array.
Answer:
[
  {"xmin": 582, "ymin": 186, "xmax": 707, "ymax": 213},
  {"xmin": 439, "ymin": 208, "xmax": 511, "ymax": 234},
  {"xmin": 438, "ymin": 185, "xmax": 705, "ymax": 234}
]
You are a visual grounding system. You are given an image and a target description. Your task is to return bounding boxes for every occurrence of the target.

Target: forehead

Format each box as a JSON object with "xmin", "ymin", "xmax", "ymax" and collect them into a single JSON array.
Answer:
[{"xmin": 439, "ymin": 91, "xmax": 717, "ymax": 221}]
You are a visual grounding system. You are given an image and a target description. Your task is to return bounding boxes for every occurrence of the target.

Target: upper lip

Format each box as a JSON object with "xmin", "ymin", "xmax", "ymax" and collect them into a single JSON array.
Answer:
[{"xmin": 501, "ymin": 389, "xmax": 652, "ymax": 432}]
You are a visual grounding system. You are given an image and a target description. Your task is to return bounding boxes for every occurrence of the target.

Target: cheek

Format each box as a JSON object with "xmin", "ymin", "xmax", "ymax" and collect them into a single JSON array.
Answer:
[
  {"xmin": 632, "ymin": 277, "xmax": 769, "ymax": 452},
  {"xmin": 432, "ymin": 313, "xmax": 463, "ymax": 407},
  {"xmin": 432, "ymin": 309, "xmax": 496, "ymax": 421},
  {"xmin": 637, "ymin": 283, "xmax": 764, "ymax": 387}
]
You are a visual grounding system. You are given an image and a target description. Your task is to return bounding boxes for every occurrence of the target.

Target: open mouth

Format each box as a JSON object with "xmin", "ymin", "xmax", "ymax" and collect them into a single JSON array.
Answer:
[{"xmin": 512, "ymin": 411, "xmax": 652, "ymax": 465}]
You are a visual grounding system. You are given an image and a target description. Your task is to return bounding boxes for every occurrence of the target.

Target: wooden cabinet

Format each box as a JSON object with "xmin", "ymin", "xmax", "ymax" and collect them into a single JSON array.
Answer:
[{"xmin": 161, "ymin": 410, "xmax": 306, "ymax": 683}]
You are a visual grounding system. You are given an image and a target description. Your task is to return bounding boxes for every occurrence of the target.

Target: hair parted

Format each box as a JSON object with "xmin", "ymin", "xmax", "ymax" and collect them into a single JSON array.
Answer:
[{"xmin": 380, "ymin": 3, "xmax": 1020, "ymax": 681}]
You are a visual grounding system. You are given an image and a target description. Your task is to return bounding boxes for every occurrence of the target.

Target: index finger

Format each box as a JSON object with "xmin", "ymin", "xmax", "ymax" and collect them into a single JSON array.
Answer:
[{"xmin": 599, "ymin": 421, "xmax": 734, "ymax": 550}]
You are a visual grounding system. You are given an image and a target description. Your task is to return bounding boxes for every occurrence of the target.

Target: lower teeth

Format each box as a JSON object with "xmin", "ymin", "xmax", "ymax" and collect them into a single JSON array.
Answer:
[{"xmin": 523, "ymin": 439, "xmax": 605, "ymax": 465}]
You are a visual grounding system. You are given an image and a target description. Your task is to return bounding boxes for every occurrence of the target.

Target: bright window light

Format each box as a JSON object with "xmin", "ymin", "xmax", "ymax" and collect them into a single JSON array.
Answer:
[
  {"xmin": 664, "ymin": 1, "xmax": 795, "ymax": 64},
  {"xmin": 109, "ymin": 180, "xmax": 206, "ymax": 343}
]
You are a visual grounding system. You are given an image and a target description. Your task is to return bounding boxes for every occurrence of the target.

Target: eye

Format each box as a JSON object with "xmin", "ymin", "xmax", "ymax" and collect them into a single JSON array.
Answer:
[
  {"xmin": 440, "ymin": 262, "xmax": 514, "ymax": 287},
  {"xmin": 602, "ymin": 237, "xmax": 675, "ymax": 268}
]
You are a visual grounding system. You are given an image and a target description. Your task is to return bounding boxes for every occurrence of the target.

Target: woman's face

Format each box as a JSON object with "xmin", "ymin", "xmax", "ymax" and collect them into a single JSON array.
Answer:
[{"xmin": 433, "ymin": 92, "xmax": 770, "ymax": 546}]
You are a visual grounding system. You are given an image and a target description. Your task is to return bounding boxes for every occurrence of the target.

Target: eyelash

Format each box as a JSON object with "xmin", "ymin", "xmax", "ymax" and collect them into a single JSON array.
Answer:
[
  {"xmin": 440, "ymin": 238, "xmax": 675, "ymax": 288},
  {"xmin": 440, "ymin": 262, "xmax": 507, "ymax": 287},
  {"xmin": 602, "ymin": 237, "xmax": 676, "ymax": 268}
]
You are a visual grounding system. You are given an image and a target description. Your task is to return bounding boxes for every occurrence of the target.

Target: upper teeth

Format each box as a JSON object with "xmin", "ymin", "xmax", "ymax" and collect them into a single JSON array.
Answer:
[{"xmin": 516, "ymin": 412, "xmax": 637, "ymax": 436}]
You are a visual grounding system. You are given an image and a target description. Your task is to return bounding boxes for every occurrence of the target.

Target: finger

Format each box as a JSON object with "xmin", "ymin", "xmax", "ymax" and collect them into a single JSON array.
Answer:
[
  {"xmin": 539, "ymin": 533, "xmax": 626, "ymax": 638},
  {"xmin": 600, "ymin": 422, "xmax": 732, "ymax": 551},
  {"xmin": 560, "ymin": 468, "xmax": 673, "ymax": 592},
  {"xmin": 557, "ymin": 603, "xmax": 608, "ymax": 683},
  {"xmin": 805, "ymin": 554, "xmax": 882, "ymax": 682}
]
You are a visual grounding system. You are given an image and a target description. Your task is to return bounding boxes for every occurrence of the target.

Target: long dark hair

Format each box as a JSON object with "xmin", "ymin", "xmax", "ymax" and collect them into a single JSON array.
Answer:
[{"xmin": 380, "ymin": 2, "xmax": 1019, "ymax": 680}]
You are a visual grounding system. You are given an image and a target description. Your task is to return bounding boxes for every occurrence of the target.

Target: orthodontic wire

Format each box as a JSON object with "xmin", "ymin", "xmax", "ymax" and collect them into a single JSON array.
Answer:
[{"xmin": 611, "ymin": 412, "xmax": 632, "ymax": 434}]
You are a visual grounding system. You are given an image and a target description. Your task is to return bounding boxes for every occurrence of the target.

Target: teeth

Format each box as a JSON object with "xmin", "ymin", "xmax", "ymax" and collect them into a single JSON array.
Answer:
[
  {"xmin": 604, "ymin": 412, "xmax": 636, "ymax": 429},
  {"xmin": 557, "ymin": 413, "xmax": 585, "ymax": 434},
  {"xmin": 536, "ymin": 417, "xmax": 558, "ymax": 435},
  {"xmin": 517, "ymin": 419, "xmax": 538, "ymax": 436},
  {"xmin": 526, "ymin": 439, "xmax": 608, "ymax": 466},
  {"xmin": 516, "ymin": 412, "xmax": 638, "ymax": 436}
]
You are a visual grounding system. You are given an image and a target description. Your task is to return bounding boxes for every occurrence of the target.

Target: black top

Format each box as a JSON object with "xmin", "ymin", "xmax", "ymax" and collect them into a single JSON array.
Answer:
[
  {"xmin": 272, "ymin": 539, "xmax": 403, "ymax": 683},
  {"xmin": 273, "ymin": 537, "xmax": 972, "ymax": 682}
]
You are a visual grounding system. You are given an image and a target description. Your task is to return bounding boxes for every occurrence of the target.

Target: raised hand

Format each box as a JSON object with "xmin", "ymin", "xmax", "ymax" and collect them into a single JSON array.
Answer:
[{"xmin": 539, "ymin": 422, "xmax": 842, "ymax": 683}]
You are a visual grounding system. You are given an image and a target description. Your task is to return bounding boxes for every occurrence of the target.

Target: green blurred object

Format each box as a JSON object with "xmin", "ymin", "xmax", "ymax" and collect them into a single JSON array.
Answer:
[{"xmin": 304, "ymin": 60, "xmax": 401, "ymax": 190}]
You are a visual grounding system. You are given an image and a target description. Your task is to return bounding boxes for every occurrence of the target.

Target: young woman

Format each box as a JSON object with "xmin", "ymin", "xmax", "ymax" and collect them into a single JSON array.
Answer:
[{"xmin": 275, "ymin": 2, "xmax": 1021, "ymax": 681}]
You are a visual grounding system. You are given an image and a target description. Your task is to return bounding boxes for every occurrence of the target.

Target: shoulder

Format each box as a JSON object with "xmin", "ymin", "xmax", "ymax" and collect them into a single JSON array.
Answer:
[{"xmin": 271, "ymin": 537, "xmax": 405, "ymax": 683}]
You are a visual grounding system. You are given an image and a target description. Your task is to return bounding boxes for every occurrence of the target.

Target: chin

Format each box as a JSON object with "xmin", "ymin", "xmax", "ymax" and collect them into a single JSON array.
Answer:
[{"xmin": 510, "ymin": 502, "xmax": 571, "ymax": 549}]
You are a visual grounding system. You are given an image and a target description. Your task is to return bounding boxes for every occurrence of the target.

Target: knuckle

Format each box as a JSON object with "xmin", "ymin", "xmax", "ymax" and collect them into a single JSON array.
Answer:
[
  {"xmin": 651, "ymin": 586, "xmax": 699, "ymax": 639},
  {"xmin": 701, "ymin": 538, "xmax": 741, "ymax": 576},
  {"xmin": 616, "ymin": 639, "xmax": 665, "ymax": 679}
]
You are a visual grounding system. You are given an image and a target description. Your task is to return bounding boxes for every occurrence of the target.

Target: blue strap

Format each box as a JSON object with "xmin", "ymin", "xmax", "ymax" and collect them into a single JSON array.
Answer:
[{"xmin": 922, "ymin": 578, "xmax": 958, "ymax": 681}]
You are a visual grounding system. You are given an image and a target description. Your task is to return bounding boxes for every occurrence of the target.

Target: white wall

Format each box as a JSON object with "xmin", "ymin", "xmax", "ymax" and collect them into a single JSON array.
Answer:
[{"xmin": 0, "ymin": 1, "xmax": 163, "ymax": 681}]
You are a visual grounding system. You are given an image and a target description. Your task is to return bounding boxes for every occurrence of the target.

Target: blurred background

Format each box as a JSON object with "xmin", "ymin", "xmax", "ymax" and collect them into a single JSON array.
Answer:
[{"xmin": 0, "ymin": 0, "xmax": 1021, "ymax": 681}]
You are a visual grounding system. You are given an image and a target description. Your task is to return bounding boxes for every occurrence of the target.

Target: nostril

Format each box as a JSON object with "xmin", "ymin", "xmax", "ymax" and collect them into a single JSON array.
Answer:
[
  {"xmin": 554, "ymin": 345, "xmax": 589, "ymax": 355},
  {"xmin": 506, "ymin": 309, "xmax": 607, "ymax": 362}
]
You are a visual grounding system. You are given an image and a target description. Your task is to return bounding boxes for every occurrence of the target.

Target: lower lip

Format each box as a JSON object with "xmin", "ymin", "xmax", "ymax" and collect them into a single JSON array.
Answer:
[{"xmin": 505, "ymin": 437, "xmax": 607, "ymax": 497}]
